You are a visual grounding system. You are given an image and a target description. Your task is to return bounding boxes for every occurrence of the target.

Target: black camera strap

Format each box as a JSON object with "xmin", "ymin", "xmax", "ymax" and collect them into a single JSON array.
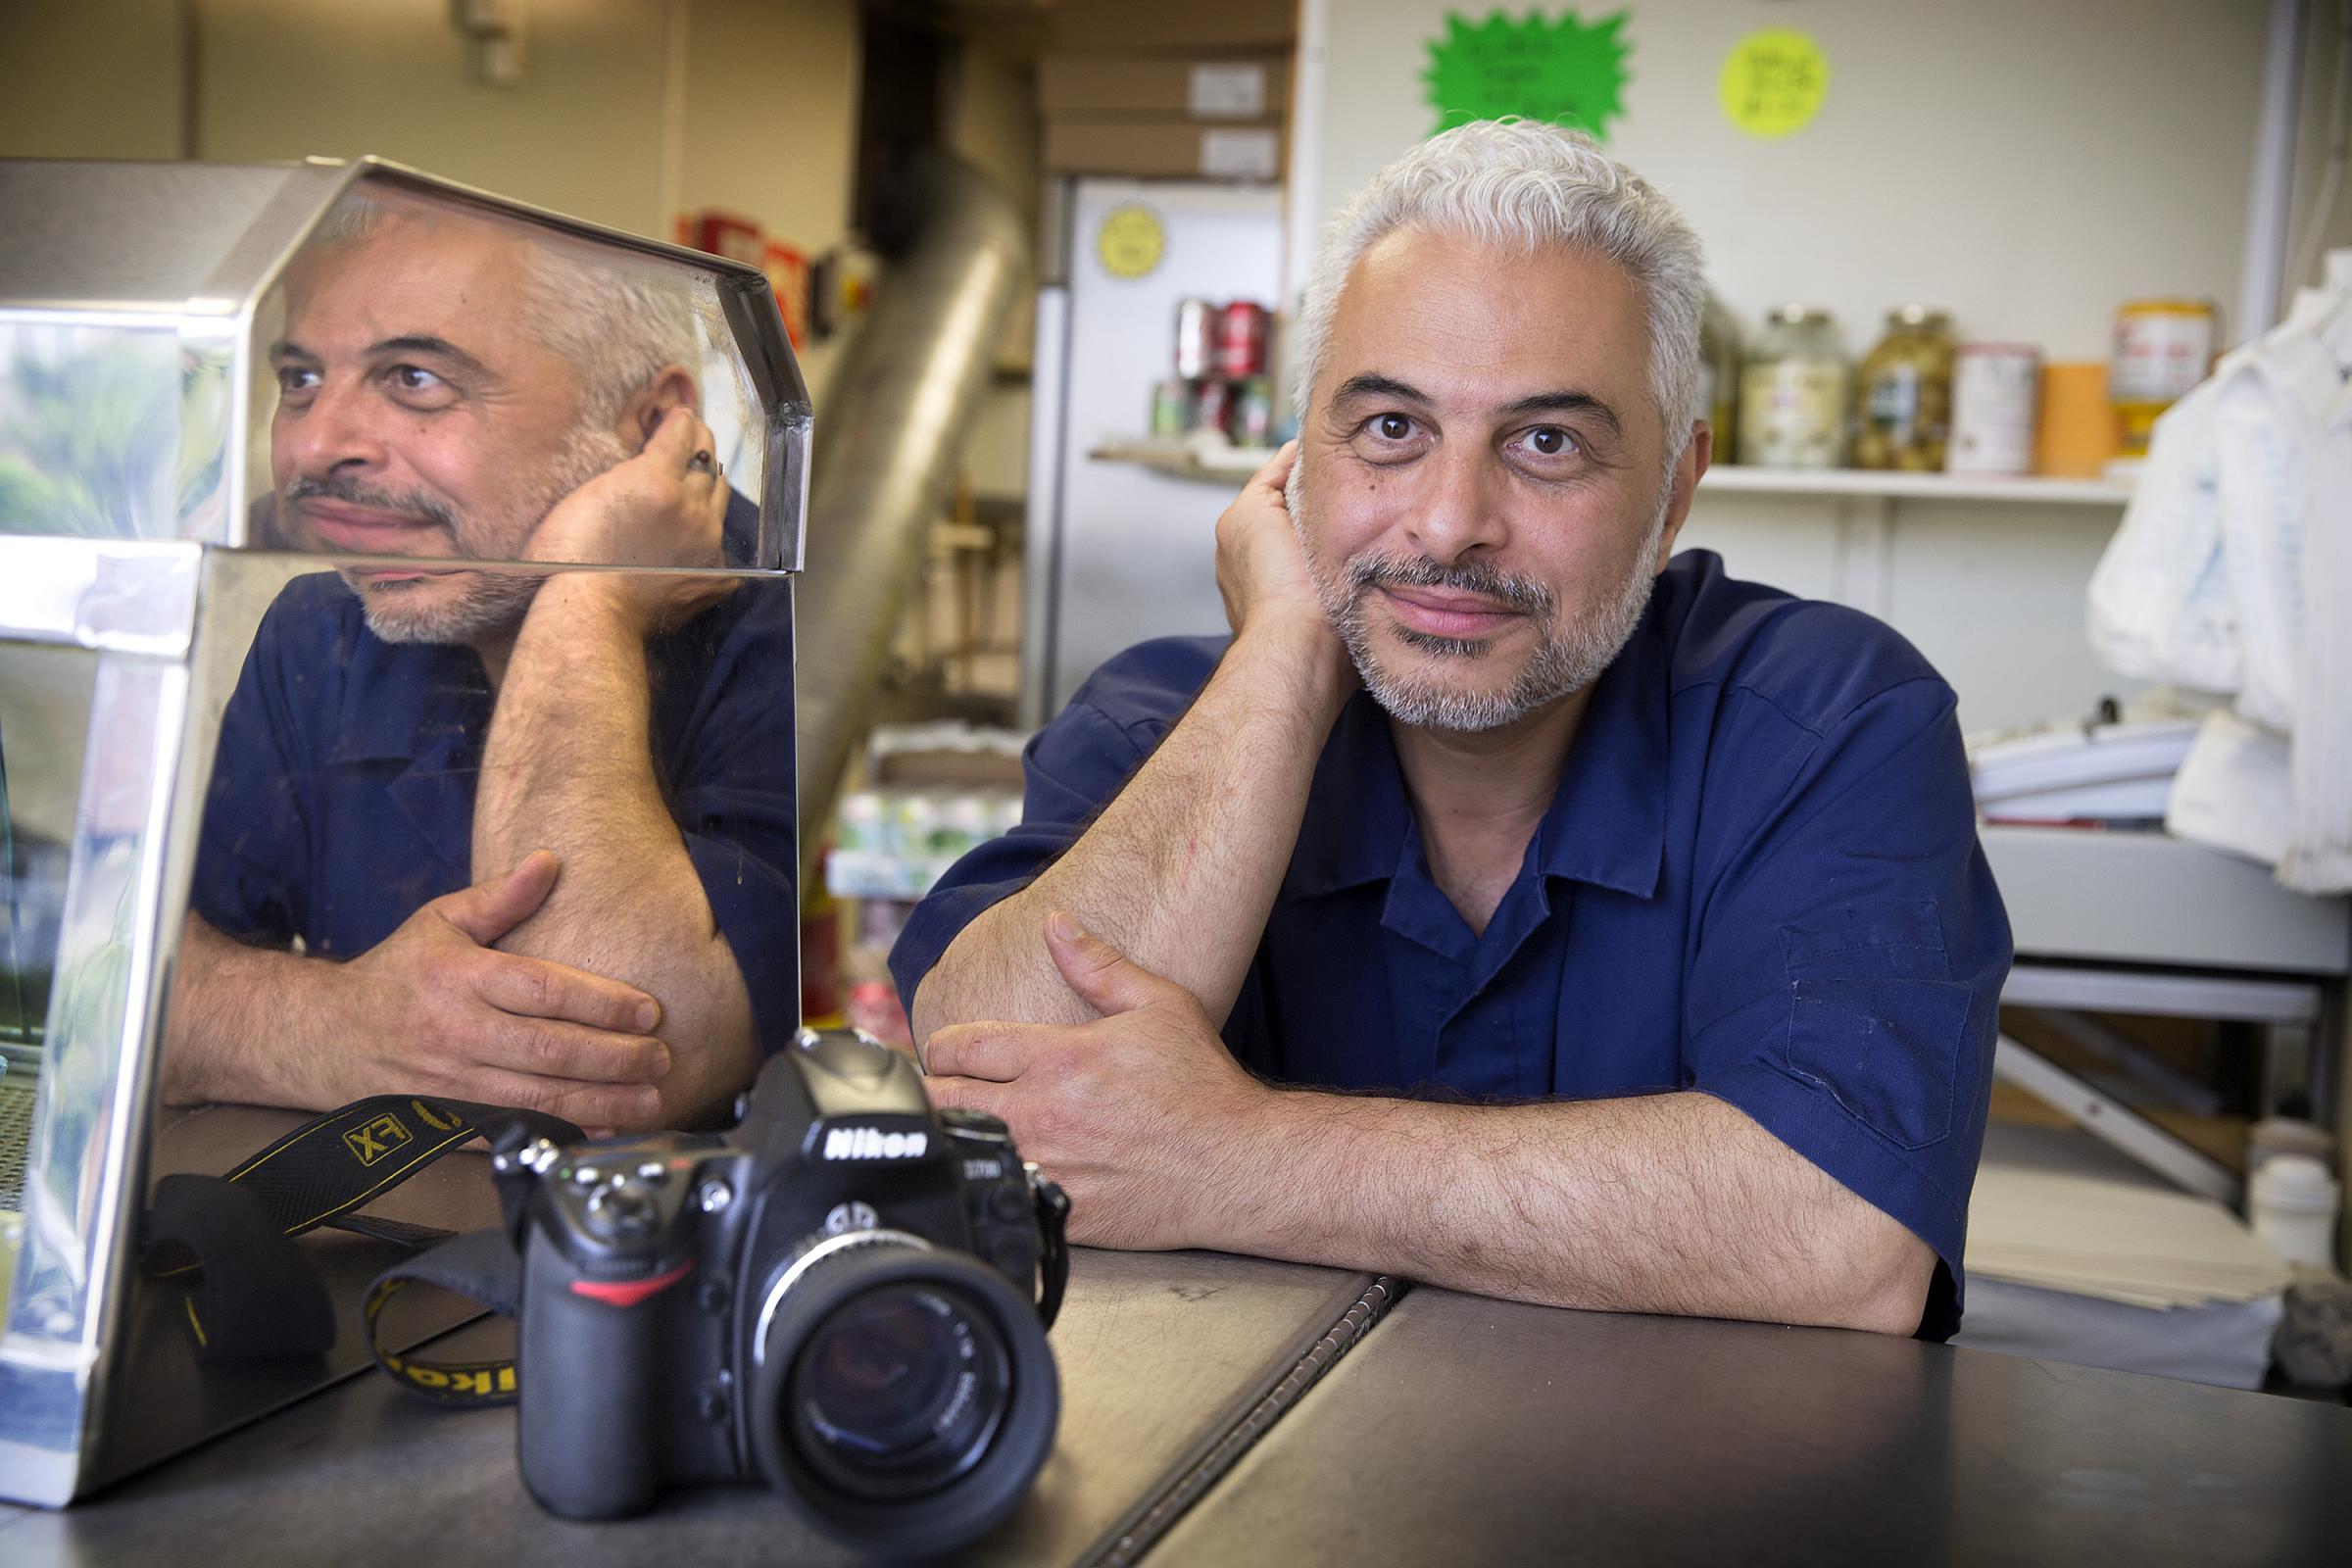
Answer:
[{"xmin": 142, "ymin": 1095, "xmax": 580, "ymax": 1365}]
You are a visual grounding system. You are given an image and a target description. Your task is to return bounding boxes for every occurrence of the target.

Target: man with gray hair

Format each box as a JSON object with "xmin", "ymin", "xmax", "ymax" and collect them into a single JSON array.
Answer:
[
  {"xmin": 896, "ymin": 122, "xmax": 2009, "ymax": 1339},
  {"xmin": 163, "ymin": 192, "xmax": 798, "ymax": 1131}
]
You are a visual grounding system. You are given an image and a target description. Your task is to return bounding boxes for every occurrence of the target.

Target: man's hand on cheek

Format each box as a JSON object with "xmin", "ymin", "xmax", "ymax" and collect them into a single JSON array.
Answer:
[
  {"xmin": 918, "ymin": 912, "xmax": 1277, "ymax": 1251},
  {"xmin": 1215, "ymin": 441, "xmax": 1334, "ymax": 638},
  {"xmin": 525, "ymin": 406, "xmax": 734, "ymax": 632}
]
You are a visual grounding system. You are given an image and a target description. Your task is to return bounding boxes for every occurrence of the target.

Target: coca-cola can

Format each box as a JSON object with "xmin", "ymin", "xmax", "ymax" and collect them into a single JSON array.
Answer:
[
  {"xmin": 1216, "ymin": 301, "xmax": 1270, "ymax": 379},
  {"xmin": 1174, "ymin": 298, "xmax": 1217, "ymax": 380}
]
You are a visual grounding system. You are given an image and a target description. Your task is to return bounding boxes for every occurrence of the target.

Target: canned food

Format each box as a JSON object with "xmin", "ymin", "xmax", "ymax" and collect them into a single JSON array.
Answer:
[
  {"xmin": 2110, "ymin": 299, "xmax": 2214, "ymax": 457},
  {"xmin": 1174, "ymin": 298, "xmax": 1216, "ymax": 380},
  {"xmin": 1216, "ymin": 301, "xmax": 1270, "ymax": 379},
  {"xmin": 1234, "ymin": 376, "xmax": 1275, "ymax": 447},
  {"xmin": 1947, "ymin": 345, "xmax": 2040, "ymax": 476},
  {"xmin": 1196, "ymin": 378, "xmax": 1236, "ymax": 441},
  {"xmin": 1151, "ymin": 377, "xmax": 1198, "ymax": 437}
]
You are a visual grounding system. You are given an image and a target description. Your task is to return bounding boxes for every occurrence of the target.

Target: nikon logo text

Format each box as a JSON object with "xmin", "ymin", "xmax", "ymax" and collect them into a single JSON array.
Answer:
[{"xmin": 822, "ymin": 1127, "xmax": 928, "ymax": 1161}]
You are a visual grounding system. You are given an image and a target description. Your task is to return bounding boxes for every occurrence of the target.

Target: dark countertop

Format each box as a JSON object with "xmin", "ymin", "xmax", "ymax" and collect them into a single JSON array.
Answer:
[
  {"xmin": 1151, "ymin": 1283, "xmax": 2352, "ymax": 1566},
  {"xmin": 7, "ymin": 1255, "xmax": 2352, "ymax": 1566}
]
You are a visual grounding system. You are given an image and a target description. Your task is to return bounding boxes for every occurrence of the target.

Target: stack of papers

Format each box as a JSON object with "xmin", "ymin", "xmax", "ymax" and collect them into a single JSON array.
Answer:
[
  {"xmin": 1967, "ymin": 1122, "xmax": 2289, "ymax": 1310},
  {"xmin": 1968, "ymin": 717, "xmax": 2200, "ymax": 824}
]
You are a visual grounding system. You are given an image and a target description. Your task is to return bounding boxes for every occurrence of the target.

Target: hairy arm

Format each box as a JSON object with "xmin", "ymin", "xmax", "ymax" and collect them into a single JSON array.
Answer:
[
  {"xmin": 923, "ymin": 920, "xmax": 1936, "ymax": 1337},
  {"xmin": 163, "ymin": 859, "xmax": 669, "ymax": 1126},
  {"xmin": 472, "ymin": 574, "xmax": 753, "ymax": 1127},
  {"xmin": 1223, "ymin": 1088, "xmax": 1934, "ymax": 1334},
  {"xmin": 912, "ymin": 445, "xmax": 1348, "ymax": 1039}
]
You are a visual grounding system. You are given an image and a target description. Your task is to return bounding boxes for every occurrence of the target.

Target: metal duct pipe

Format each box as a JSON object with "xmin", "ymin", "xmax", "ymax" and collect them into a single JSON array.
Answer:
[{"xmin": 795, "ymin": 155, "xmax": 1029, "ymax": 885}]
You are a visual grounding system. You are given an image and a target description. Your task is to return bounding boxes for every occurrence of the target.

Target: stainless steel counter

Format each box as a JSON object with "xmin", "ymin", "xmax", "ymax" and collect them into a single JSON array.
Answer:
[{"xmin": 5, "ymin": 1255, "xmax": 2348, "ymax": 1566}]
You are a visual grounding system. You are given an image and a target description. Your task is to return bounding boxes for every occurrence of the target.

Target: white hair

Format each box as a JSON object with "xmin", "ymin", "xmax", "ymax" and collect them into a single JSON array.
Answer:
[
  {"xmin": 304, "ymin": 193, "xmax": 702, "ymax": 427},
  {"xmin": 1291, "ymin": 119, "xmax": 1707, "ymax": 459}
]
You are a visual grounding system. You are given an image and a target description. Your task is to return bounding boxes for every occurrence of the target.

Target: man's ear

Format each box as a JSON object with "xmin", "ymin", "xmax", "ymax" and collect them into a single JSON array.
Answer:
[
  {"xmin": 614, "ymin": 366, "xmax": 701, "ymax": 452},
  {"xmin": 1654, "ymin": 419, "xmax": 1711, "ymax": 569}
]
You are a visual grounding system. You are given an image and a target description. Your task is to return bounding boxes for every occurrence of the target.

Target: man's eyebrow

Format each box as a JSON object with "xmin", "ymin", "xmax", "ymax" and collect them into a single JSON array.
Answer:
[
  {"xmin": 268, "ymin": 339, "xmax": 318, "ymax": 363},
  {"xmin": 369, "ymin": 334, "xmax": 493, "ymax": 378},
  {"xmin": 1329, "ymin": 372, "xmax": 1432, "ymax": 407},
  {"xmin": 1494, "ymin": 389, "xmax": 1624, "ymax": 438}
]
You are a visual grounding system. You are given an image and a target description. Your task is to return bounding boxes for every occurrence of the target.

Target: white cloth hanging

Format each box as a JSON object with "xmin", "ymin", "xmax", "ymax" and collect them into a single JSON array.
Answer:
[{"xmin": 2085, "ymin": 251, "xmax": 2352, "ymax": 895}]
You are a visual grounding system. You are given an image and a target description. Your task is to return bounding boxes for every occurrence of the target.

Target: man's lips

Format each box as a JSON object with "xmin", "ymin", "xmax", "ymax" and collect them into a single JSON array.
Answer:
[
  {"xmin": 1376, "ymin": 585, "xmax": 1524, "ymax": 639},
  {"xmin": 299, "ymin": 502, "xmax": 461, "ymax": 577}
]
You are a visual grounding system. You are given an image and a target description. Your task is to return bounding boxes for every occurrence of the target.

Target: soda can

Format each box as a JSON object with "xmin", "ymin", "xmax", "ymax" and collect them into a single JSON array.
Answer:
[
  {"xmin": 1234, "ymin": 376, "xmax": 1275, "ymax": 447},
  {"xmin": 1195, "ymin": 378, "xmax": 1236, "ymax": 442},
  {"xmin": 1174, "ymin": 298, "xmax": 1217, "ymax": 380},
  {"xmin": 1151, "ymin": 377, "xmax": 1198, "ymax": 437},
  {"xmin": 1216, "ymin": 301, "xmax": 1270, "ymax": 378}
]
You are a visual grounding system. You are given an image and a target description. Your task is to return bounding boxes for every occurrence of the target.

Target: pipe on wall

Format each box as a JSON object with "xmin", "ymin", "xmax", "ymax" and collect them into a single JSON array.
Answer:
[{"xmin": 794, "ymin": 154, "xmax": 1029, "ymax": 886}]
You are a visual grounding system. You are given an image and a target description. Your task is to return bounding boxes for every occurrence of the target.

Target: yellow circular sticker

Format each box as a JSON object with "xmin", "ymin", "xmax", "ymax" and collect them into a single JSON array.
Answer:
[
  {"xmin": 1097, "ymin": 205, "xmax": 1165, "ymax": 280},
  {"xmin": 1719, "ymin": 29, "xmax": 1831, "ymax": 140}
]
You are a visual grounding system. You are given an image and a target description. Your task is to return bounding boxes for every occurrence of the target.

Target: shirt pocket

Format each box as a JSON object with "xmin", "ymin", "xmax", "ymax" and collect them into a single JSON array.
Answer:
[{"xmin": 1778, "ymin": 899, "xmax": 1969, "ymax": 1151}]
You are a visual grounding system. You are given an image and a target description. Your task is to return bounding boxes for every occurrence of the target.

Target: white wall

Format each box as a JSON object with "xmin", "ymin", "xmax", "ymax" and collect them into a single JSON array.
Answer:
[{"xmin": 1299, "ymin": 0, "xmax": 2269, "ymax": 358}]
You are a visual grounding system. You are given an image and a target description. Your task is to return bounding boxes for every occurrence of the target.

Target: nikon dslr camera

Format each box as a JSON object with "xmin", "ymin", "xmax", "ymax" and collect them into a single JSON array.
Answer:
[{"xmin": 493, "ymin": 1027, "xmax": 1069, "ymax": 1556}]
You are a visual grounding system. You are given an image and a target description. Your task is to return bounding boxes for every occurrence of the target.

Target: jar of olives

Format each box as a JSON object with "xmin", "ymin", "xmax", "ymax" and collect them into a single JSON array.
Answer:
[
  {"xmin": 1851, "ymin": 306, "xmax": 1955, "ymax": 470},
  {"xmin": 1738, "ymin": 306, "xmax": 1848, "ymax": 468}
]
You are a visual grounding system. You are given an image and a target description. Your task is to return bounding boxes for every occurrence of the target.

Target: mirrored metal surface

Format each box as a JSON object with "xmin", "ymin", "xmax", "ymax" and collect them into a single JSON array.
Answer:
[{"xmin": 0, "ymin": 155, "xmax": 808, "ymax": 1506}]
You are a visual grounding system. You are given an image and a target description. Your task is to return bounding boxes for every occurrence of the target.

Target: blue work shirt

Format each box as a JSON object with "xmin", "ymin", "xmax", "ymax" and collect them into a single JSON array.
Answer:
[
  {"xmin": 192, "ymin": 498, "xmax": 801, "ymax": 1055},
  {"xmin": 892, "ymin": 551, "xmax": 2010, "ymax": 1340}
]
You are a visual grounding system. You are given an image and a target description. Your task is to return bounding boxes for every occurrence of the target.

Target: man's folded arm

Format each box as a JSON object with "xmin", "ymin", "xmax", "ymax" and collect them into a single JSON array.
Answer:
[{"xmin": 905, "ymin": 616, "xmax": 1350, "ymax": 1044}]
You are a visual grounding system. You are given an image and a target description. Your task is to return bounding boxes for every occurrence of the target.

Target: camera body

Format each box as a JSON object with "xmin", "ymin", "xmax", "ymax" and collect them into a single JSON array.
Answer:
[{"xmin": 496, "ymin": 1028, "xmax": 1067, "ymax": 1554}]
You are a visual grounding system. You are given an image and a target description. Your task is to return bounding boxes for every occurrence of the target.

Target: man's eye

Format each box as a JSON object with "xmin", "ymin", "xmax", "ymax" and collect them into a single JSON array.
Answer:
[
  {"xmin": 388, "ymin": 365, "xmax": 447, "ymax": 393},
  {"xmin": 1373, "ymin": 413, "xmax": 1415, "ymax": 441},
  {"xmin": 1522, "ymin": 426, "xmax": 1577, "ymax": 457},
  {"xmin": 275, "ymin": 365, "xmax": 319, "ymax": 397}
]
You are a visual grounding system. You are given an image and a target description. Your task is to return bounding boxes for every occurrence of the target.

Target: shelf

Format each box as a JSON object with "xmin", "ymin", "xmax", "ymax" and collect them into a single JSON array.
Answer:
[
  {"xmin": 1088, "ymin": 437, "xmax": 2135, "ymax": 506},
  {"xmin": 1697, "ymin": 466, "xmax": 2132, "ymax": 506},
  {"xmin": 1089, "ymin": 437, "xmax": 1272, "ymax": 481}
]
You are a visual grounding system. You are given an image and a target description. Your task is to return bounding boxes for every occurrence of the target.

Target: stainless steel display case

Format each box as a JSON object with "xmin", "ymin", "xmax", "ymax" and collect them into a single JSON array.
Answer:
[{"xmin": 0, "ymin": 157, "xmax": 809, "ymax": 1506}]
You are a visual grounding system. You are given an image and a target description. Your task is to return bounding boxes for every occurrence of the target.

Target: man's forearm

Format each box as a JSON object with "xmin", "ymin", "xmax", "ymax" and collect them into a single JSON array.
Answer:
[
  {"xmin": 163, "ymin": 913, "xmax": 347, "ymax": 1108},
  {"xmin": 473, "ymin": 576, "xmax": 753, "ymax": 1122},
  {"xmin": 914, "ymin": 614, "xmax": 1349, "ymax": 1039},
  {"xmin": 1206, "ymin": 1089, "xmax": 1934, "ymax": 1335}
]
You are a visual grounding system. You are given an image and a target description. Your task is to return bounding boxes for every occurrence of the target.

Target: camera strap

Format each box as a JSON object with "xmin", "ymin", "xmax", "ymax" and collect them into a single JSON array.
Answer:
[{"xmin": 142, "ymin": 1095, "xmax": 580, "ymax": 1365}]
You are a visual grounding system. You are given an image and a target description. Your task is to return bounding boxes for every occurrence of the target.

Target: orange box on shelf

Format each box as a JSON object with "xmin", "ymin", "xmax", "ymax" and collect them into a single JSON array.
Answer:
[{"xmin": 2036, "ymin": 362, "xmax": 2122, "ymax": 477}]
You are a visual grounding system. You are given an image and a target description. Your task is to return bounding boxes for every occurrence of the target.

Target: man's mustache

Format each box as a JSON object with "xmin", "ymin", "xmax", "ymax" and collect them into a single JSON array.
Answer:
[
  {"xmin": 1345, "ymin": 553, "xmax": 1556, "ymax": 619},
  {"xmin": 282, "ymin": 472, "xmax": 461, "ymax": 533}
]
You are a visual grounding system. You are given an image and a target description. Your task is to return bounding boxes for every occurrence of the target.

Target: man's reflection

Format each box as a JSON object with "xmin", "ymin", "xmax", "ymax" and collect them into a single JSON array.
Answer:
[{"xmin": 162, "ymin": 198, "xmax": 795, "ymax": 1130}]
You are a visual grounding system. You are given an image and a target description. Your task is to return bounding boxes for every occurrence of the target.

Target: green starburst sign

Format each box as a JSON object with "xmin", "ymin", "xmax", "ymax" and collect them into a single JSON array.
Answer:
[{"xmin": 1423, "ymin": 9, "xmax": 1633, "ymax": 141}]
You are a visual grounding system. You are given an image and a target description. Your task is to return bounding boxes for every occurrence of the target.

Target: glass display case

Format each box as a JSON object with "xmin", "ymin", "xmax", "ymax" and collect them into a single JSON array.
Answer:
[{"xmin": 0, "ymin": 156, "xmax": 809, "ymax": 1505}]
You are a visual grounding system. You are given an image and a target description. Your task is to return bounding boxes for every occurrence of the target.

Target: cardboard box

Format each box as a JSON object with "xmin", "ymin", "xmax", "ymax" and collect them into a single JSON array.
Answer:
[
  {"xmin": 1043, "ymin": 116, "xmax": 1287, "ymax": 180},
  {"xmin": 1039, "ymin": 52, "xmax": 1292, "ymax": 120},
  {"xmin": 1049, "ymin": 0, "xmax": 1296, "ymax": 55}
]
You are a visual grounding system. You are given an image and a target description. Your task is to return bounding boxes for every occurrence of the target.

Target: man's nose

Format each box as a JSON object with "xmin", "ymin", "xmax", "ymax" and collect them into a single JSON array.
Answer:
[
  {"xmin": 277, "ymin": 378, "xmax": 390, "ymax": 479},
  {"xmin": 1406, "ymin": 440, "xmax": 1509, "ymax": 565}
]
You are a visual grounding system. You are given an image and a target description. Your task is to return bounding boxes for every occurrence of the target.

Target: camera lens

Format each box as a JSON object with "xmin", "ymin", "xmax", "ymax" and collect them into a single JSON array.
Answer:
[
  {"xmin": 790, "ymin": 1283, "xmax": 1008, "ymax": 1498},
  {"xmin": 749, "ymin": 1237, "xmax": 1060, "ymax": 1556}
]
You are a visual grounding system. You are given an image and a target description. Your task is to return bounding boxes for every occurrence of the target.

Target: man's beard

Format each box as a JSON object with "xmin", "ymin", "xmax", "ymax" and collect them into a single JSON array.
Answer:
[
  {"xmin": 288, "ymin": 424, "xmax": 631, "ymax": 646},
  {"xmin": 1291, "ymin": 468, "xmax": 1669, "ymax": 733}
]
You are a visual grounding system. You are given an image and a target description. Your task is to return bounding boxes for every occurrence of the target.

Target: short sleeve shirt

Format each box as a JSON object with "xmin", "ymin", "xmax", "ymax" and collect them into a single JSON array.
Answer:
[
  {"xmin": 191, "ymin": 496, "xmax": 801, "ymax": 1054},
  {"xmin": 891, "ymin": 551, "xmax": 2012, "ymax": 1340}
]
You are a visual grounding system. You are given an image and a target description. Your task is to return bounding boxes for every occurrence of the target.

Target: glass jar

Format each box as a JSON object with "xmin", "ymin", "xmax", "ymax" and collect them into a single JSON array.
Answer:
[
  {"xmin": 1697, "ymin": 292, "xmax": 1741, "ymax": 457},
  {"xmin": 1852, "ymin": 306, "xmax": 1955, "ymax": 470},
  {"xmin": 1738, "ymin": 306, "xmax": 1848, "ymax": 468}
]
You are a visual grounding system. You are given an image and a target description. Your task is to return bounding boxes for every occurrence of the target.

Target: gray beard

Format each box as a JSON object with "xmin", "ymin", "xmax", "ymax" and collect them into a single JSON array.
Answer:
[
  {"xmin": 1290, "ymin": 466, "xmax": 1669, "ymax": 733},
  {"xmin": 307, "ymin": 423, "xmax": 633, "ymax": 647}
]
